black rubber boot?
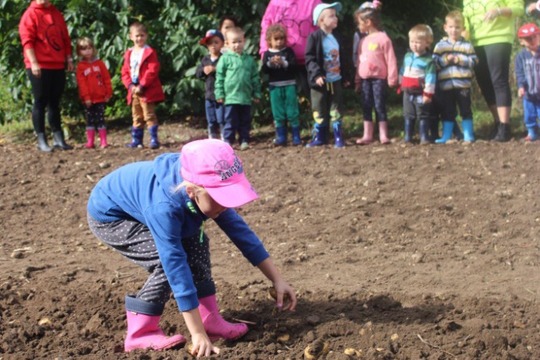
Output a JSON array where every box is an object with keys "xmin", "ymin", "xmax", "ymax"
[
  {"xmin": 37, "ymin": 133, "xmax": 52, "ymax": 152},
  {"xmin": 404, "ymin": 118, "xmax": 414, "ymax": 143},
  {"xmin": 492, "ymin": 123, "xmax": 510, "ymax": 142},
  {"xmin": 419, "ymin": 120, "xmax": 430, "ymax": 144},
  {"xmin": 52, "ymin": 130, "xmax": 73, "ymax": 150}
]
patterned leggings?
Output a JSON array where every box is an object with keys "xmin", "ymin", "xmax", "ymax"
[
  {"xmin": 87, "ymin": 214, "xmax": 216, "ymax": 307},
  {"xmin": 85, "ymin": 103, "xmax": 106, "ymax": 129}
]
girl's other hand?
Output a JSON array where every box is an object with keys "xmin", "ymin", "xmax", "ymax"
[
  {"xmin": 85, "ymin": 100, "xmax": 92, "ymax": 107},
  {"xmin": 190, "ymin": 333, "xmax": 220, "ymax": 358}
]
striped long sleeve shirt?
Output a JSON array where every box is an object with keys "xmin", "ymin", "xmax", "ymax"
[{"xmin": 433, "ymin": 37, "xmax": 478, "ymax": 91}]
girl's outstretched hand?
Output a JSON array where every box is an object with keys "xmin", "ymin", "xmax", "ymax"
[{"xmin": 270, "ymin": 281, "xmax": 297, "ymax": 311}]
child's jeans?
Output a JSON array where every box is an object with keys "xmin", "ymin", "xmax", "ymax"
[
  {"xmin": 205, "ymin": 99, "xmax": 225, "ymax": 138},
  {"xmin": 440, "ymin": 88, "xmax": 473, "ymax": 121},
  {"xmin": 403, "ymin": 92, "xmax": 431, "ymax": 124},
  {"xmin": 523, "ymin": 98, "xmax": 540, "ymax": 131},
  {"xmin": 224, "ymin": 104, "xmax": 252, "ymax": 145},
  {"xmin": 132, "ymin": 94, "xmax": 158, "ymax": 128}
]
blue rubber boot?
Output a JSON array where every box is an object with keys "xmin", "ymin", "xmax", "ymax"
[
  {"xmin": 273, "ymin": 126, "xmax": 287, "ymax": 146},
  {"xmin": 453, "ymin": 119, "xmax": 463, "ymax": 140},
  {"xmin": 404, "ymin": 118, "xmax": 414, "ymax": 143},
  {"xmin": 332, "ymin": 120, "xmax": 345, "ymax": 148},
  {"xmin": 148, "ymin": 125, "xmax": 160, "ymax": 149},
  {"xmin": 126, "ymin": 127, "xmax": 144, "ymax": 148},
  {"xmin": 462, "ymin": 119, "xmax": 475, "ymax": 142},
  {"xmin": 306, "ymin": 124, "xmax": 328, "ymax": 147},
  {"xmin": 291, "ymin": 126, "xmax": 302, "ymax": 146},
  {"xmin": 435, "ymin": 121, "xmax": 454, "ymax": 144}
]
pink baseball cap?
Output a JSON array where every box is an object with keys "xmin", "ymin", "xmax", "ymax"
[{"xmin": 180, "ymin": 139, "xmax": 258, "ymax": 208}]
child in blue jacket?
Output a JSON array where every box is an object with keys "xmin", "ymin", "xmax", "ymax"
[
  {"xmin": 515, "ymin": 23, "xmax": 540, "ymax": 141},
  {"xmin": 87, "ymin": 139, "xmax": 297, "ymax": 357}
]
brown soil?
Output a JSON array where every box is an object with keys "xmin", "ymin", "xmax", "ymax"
[{"xmin": 1, "ymin": 123, "xmax": 539, "ymax": 360}]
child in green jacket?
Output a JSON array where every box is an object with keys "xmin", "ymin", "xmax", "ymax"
[{"xmin": 215, "ymin": 27, "xmax": 261, "ymax": 150}]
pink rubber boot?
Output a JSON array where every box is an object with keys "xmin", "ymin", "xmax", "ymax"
[
  {"xmin": 124, "ymin": 311, "xmax": 186, "ymax": 352},
  {"xmin": 199, "ymin": 294, "xmax": 248, "ymax": 340},
  {"xmin": 378, "ymin": 121, "xmax": 391, "ymax": 144},
  {"xmin": 98, "ymin": 128, "xmax": 108, "ymax": 148},
  {"xmin": 85, "ymin": 128, "xmax": 95, "ymax": 149},
  {"xmin": 356, "ymin": 121, "xmax": 374, "ymax": 145}
]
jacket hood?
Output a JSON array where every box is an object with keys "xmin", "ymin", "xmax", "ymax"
[
  {"xmin": 30, "ymin": 1, "xmax": 55, "ymax": 10},
  {"xmin": 154, "ymin": 153, "xmax": 184, "ymax": 202}
]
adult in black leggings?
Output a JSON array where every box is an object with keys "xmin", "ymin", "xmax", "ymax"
[
  {"xmin": 463, "ymin": 0, "xmax": 524, "ymax": 141},
  {"xmin": 19, "ymin": 0, "xmax": 73, "ymax": 152}
]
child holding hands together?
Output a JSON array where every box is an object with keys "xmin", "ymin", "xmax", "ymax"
[
  {"xmin": 122, "ymin": 22, "xmax": 165, "ymax": 149},
  {"xmin": 432, "ymin": 11, "xmax": 478, "ymax": 143},
  {"xmin": 75, "ymin": 37, "xmax": 112, "ymax": 149},
  {"xmin": 262, "ymin": 24, "xmax": 302, "ymax": 146}
]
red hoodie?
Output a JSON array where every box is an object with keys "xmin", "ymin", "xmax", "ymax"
[
  {"xmin": 121, "ymin": 46, "xmax": 165, "ymax": 104},
  {"xmin": 19, "ymin": 1, "xmax": 72, "ymax": 70},
  {"xmin": 76, "ymin": 59, "xmax": 113, "ymax": 104}
]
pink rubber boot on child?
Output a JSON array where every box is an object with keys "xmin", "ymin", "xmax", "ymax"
[
  {"xmin": 85, "ymin": 128, "xmax": 95, "ymax": 149},
  {"xmin": 356, "ymin": 121, "xmax": 374, "ymax": 145},
  {"xmin": 378, "ymin": 121, "xmax": 391, "ymax": 144},
  {"xmin": 124, "ymin": 296, "xmax": 186, "ymax": 352},
  {"xmin": 98, "ymin": 127, "xmax": 108, "ymax": 148},
  {"xmin": 199, "ymin": 294, "xmax": 248, "ymax": 340}
]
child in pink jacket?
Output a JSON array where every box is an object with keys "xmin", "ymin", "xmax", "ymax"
[{"xmin": 354, "ymin": 1, "xmax": 398, "ymax": 145}]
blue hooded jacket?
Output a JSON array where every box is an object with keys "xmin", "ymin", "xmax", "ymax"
[{"xmin": 87, "ymin": 153, "xmax": 269, "ymax": 311}]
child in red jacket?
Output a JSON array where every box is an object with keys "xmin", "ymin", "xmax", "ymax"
[
  {"xmin": 76, "ymin": 37, "xmax": 113, "ymax": 149},
  {"xmin": 121, "ymin": 22, "xmax": 165, "ymax": 149}
]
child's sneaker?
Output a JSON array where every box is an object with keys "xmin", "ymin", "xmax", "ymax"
[{"xmin": 240, "ymin": 142, "xmax": 249, "ymax": 151}]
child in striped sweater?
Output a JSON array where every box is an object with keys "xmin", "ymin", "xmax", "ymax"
[{"xmin": 432, "ymin": 10, "xmax": 478, "ymax": 143}]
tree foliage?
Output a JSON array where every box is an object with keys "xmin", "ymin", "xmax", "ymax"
[{"xmin": 0, "ymin": 0, "xmax": 461, "ymax": 125}]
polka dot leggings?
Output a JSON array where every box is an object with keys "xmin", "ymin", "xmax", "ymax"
[{"xmin": 87, "ymin": 213, "xmax": 216, "ymax": 307}]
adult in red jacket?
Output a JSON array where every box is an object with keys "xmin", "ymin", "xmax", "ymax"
[{"xmin": 19, "ymin": 0, "xmax": 73, "ymax": 152}]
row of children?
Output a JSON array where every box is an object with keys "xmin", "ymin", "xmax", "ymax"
[
  {"xmin": 355, "ymin": 2, "xmax": 540, "ymax": 145},
  {"xmin": 291, "ymin": 1, "xmax": 540, "ymax": 147},
  {"xmin": 52, "ymin": 3, "xmax": 540, "ymax": 152}
]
